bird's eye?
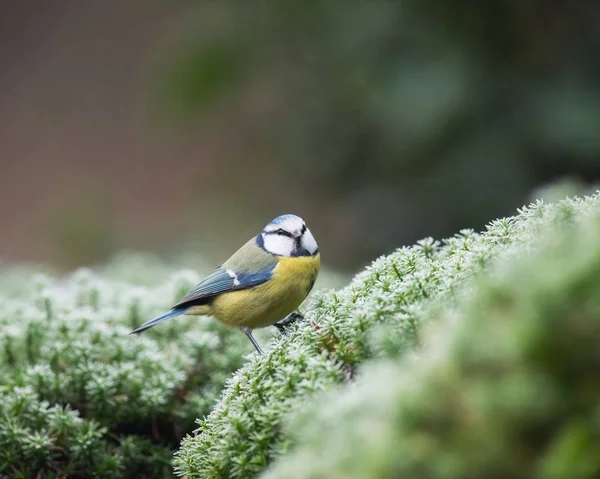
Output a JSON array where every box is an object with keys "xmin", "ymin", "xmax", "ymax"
[{"xmin": 276, "ymin": 228, "xmax": 286, "ymax": 235}]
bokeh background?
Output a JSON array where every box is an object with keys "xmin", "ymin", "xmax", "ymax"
[{"xmin": 1, "ymin": 0, "xmax": 599, "ymax": 273}]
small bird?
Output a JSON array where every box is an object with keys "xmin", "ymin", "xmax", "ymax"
[{"xmin": 130, "ymin": 214, "xmax": 320, "ymax": 354}]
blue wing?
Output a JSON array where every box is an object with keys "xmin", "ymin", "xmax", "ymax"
[
  {"xmin": 129, "ymin": 265, "xmax": 275, "ymax": 335},
  {"xmin": 173, "ymin": 264, "xmax": 276, "ymax": 309},
  {"xmin": 130, "ymin": 239, "xmax": 278, "ymax": 335}
]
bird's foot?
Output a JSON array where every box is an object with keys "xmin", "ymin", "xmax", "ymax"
[{"xmin": 273, "ymin": 312, "xmax": 304, "ymax": 334}]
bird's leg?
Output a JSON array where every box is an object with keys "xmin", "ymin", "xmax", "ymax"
[
  {"xmin": 273, "ymin": 312, "xmax": 304, "ymax": 334},
  {"xmin": 240, "ymin": 326, "xmax": 263, "ymax": 355}
]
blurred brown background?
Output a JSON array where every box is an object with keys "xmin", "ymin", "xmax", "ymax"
[{"xmin": 1, "ymin": 0, "xmax": 600, "ymax": 272}]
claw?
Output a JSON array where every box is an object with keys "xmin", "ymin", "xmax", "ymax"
[{"xmin": 274, "ymin": 312, "xmax": 304, "ymax": 334}]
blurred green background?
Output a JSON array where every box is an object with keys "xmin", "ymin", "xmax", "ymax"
[{"xmin": 1, "ymin": 0, "xmax": 599, "ymax": 272}]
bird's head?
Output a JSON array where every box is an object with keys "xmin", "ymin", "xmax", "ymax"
[{"xmin": 258, "ymin": 214, "xmax": 319, "ymax": 257}]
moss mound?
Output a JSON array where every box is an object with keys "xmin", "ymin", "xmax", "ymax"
[
  {"xmin": 0, "ymin": 257, "xmax": 248, "ymax": 478},
  {"xmin": 2, "ymin": 194, "xmax": 599, "ymax": 478},
  {"xmin": 176, "ymin": 194, "xmax": 600, "ymax": 478},
  {"xmin": 264, "ymin": 199, "xmax": 600, "ymax": 478}
]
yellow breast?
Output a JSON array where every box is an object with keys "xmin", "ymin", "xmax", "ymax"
[{"xmin": 210, "ymin": 253, "xmax": 320, "ymax": 328}]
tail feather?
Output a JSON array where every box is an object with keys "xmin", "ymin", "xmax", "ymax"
[{"xmin": 129, "ymin": 308, "xmax": 186, "ymax": 334}]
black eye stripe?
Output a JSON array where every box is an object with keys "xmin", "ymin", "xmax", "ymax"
[
  {"xmin": 265, "ymin": 230, "xmax": 294, "ymax": 238},
  {"xmin": 301, "ymin": 224, "xmax": 307, "ymax": 234}
]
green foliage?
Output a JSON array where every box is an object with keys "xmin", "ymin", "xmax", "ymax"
[
  {"xmin": 176, "ymin": 193, "xmax": 600, "ymax": 478},
  {"xmin": 3, "ymin": 194, "xmax": 600, "ymax": 478},
  {"xmin": 160, "ymin": 39, "xmax": 249, "ymax": 116},
  {"xmin": 156, "ymin": 1, "xmax": 600, "ymax": 268},
  {"xmin": 0, "ymin": 257, "xmax": 250, "ymax": 478},
  {"xmin": 263, "ymin": 198, "xmax": 600, "ymax": 478}
]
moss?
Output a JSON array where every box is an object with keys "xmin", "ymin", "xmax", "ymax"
[
  {"xmin": 263, "ymin": 198, "xmax": 600, "ymax": 479},
  {"xmin": 3, "ymin": 194, "xmax": 600, "ymax": 478},
  {"xmin": 0, "ymin": 259, "xmax": 249, "ymax": 478},
  {"xmin": 176, "ymin": 193, "xmax": 600, "ymax": 478}
]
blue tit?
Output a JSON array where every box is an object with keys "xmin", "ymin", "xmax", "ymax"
[{"xmin": 130, "ymin": 214, "xmax": 320, "ymax": 354}]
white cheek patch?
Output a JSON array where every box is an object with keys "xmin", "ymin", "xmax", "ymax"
[
  {"xmin": 301, "ymin": 228, "xmax": 318, "ymax": 255},
  {"xmin": 262, "ymin": 233, "xmax": 295, "ymax": 257}
]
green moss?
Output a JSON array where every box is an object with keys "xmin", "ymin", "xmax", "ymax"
[
  {"xmin": 2, "ymin": 195, "xmax": 600, "ymax": 478},
  {"xmin": 0, "ymin": 259, "xmax": 249, "ymax": 478},
  {"xmin": 263, "ymin": 197, "xmax": 600, "ymax": 478},
  {"xmin": 176, "ymin": 193, "xmax": 600, "ymax": 478}
]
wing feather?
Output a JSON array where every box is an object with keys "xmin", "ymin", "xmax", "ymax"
[
  {"xmin": 173, "ymin": 264, "xmax": 276, "ymax": 309},
  {"xmin": 174, "ymin": 238, "xmax": 279, "ymax": 309}
]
